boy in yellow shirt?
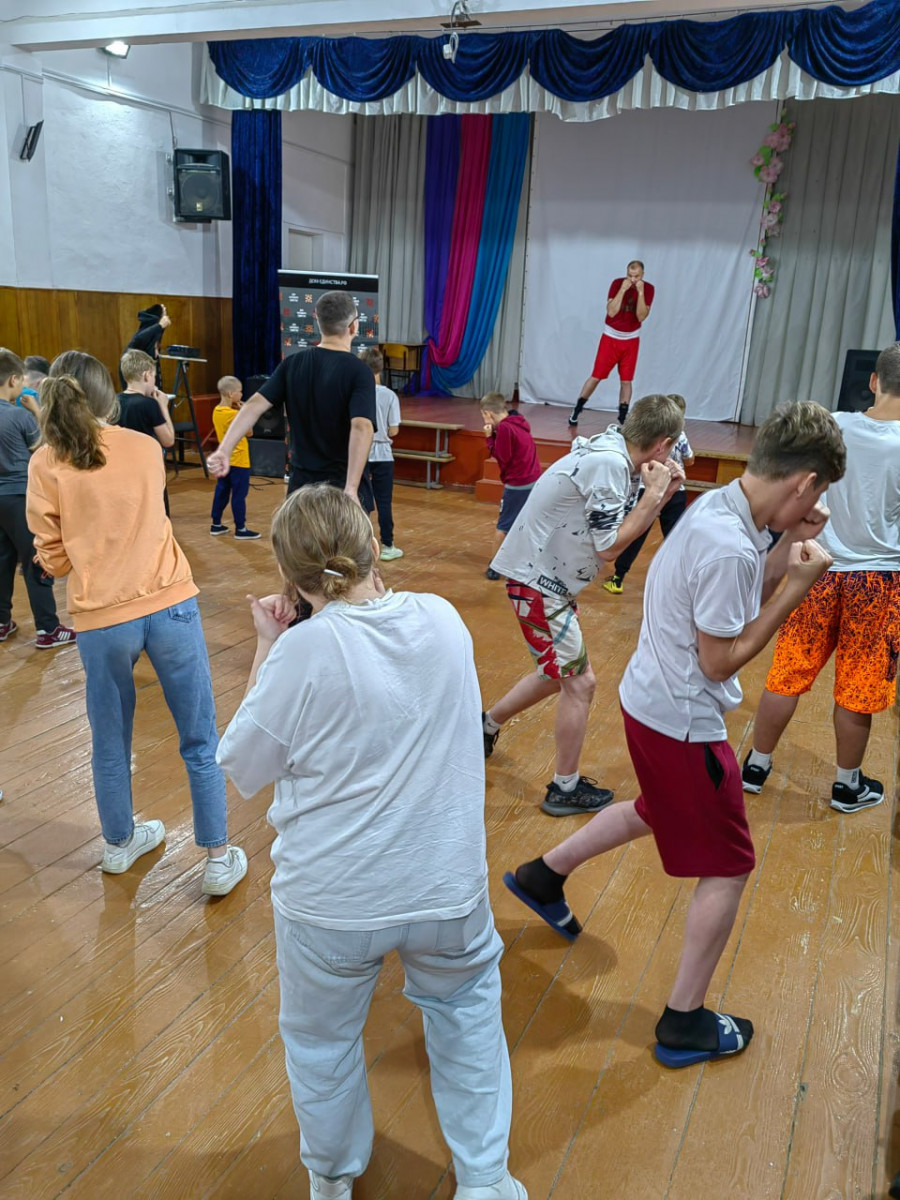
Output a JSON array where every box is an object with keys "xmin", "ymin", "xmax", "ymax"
[{"xmin": 210, "ymin": 376, "xmax": 260, "ymax": 539}]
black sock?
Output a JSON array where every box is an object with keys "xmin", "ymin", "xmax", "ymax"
[
  {"xmin": 655, "ymin": 1005, "xmax": 754, "ymax": 1052},
  {"xmin": 572, "ymin": 397, "xmax": 587, "ymax": 417},
  {"xmin": 516, "ymin": 856, "xmax": 567, "ymax": 904}
]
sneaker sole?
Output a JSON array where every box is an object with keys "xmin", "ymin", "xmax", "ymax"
[
  {"xmin": 210, "ymin": 530, "xmax": 229, "ymax": 536},
  {"xmin": 35, "ymin": 640, "xmax": 77, "ymax": 650},
  {"xmin": 829, "ymin": 793, "xmax": 885, "ymax": 814},
  {"xmin": 741, "ymin": 781, "xmax": 764, "ymax": 795},
  {"xmin": 541, "ymin": 795, "xmax": 614, "ymax": 817}
]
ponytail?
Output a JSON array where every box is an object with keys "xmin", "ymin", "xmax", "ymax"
[{"xmin": 39, "ymin": 375, "xmax": 106, "ymax": 470}]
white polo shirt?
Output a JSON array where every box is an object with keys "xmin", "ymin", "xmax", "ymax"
[
  {"xmin": 491, "ymin": 427, "xmax": 640, "ymax": 600},
  {"xmin": 619, "ymin": 479, "xmax": 771, "ymax": 742},
  {"xmin": 817, "ymin": 410, "xmax": 900, "ymax": 572}
]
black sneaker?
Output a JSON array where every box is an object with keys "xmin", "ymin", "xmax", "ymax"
[
  {"xmin": 210, "ymin": 523, "xmax": 229, "ymax": 536},
  {"xmin": 568, "ymin": 412, "xmax": 579, "ymax": 428},
  {"xmin": 485, "ymin": 567, "xmax": 501, "ymax": 581},
  {"xmin": 617, "ymin": 404, "xmax": 629, "ymax": 425},
  {"xmin": 830, "ymin": 773, "xmax": 884, "ymax": 814},
  {"xmin": 542, "ymin": 776, "xmax": 614, "ymax": 816},
  {"xmin": 235, "ymin": 527, "xmax": 261, "ymax": 540},
  {"xmin": 741, "ymin": 754, "xmax": 771, "ymax": 794},
  {"xmin": 482, "ymin": 712, "xmax": 499, "ymax": 759}
]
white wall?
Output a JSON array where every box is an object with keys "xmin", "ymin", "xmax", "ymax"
[{"xmin": 0, "ymin": 41, "xmax": 353, "ymax": 295}]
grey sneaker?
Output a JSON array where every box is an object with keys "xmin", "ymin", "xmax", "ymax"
[
  {"xmin": 541, "ymin": 776, "xmax": 614, "ymax": 816},
  {"xmin": 102, "ymin": 820, "xmax": 166, "ymax": 873}
]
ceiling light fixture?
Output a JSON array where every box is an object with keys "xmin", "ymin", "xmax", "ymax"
[{"xmin": 101, "ymin": 41, "xmax": 131, "ymax": 59}]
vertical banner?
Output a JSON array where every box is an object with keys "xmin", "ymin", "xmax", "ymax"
[{"xmin": 277, "ymin": 271, "xmax": 379, "ymax": 357}]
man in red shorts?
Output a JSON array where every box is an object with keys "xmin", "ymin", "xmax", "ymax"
[
  {"xmin": 743, "ymin": 341, "xmax": 900, "ymax": 813},
  {"xmin": 504, "ymin": 401, "xmax": 846, "ymax": 1068},
  {"xmin": 569, "ymin": 260, "xmax": 655, "ymax": 429}
]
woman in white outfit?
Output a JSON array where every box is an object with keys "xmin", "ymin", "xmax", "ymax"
[{"xmin": 217, "ymin": 484, "xmax": 525, "ymax": 1200}]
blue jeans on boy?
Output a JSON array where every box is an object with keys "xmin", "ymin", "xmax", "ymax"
[
  {"xmin": 359, "ymin": 460, "xmax": 395, "ymax": 547},
  {"xmin": 76, "ymin": 597, "xmax": 227, "ymax": 847},
  {"xmin": 274, "ymin": 895, "xmax": 512, "ymax": 1188},
  {"xmin": 212, "ymin": 465, "xmax": 250, "ymax": 528}
]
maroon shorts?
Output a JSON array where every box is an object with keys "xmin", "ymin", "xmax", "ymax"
[
  {"xmin": 622, "ymin": 708, "xmax": 755, "ymax": 879},
  {"xmin": 592, "ymin": 334, "xmax": 639, "ymax": 382}
]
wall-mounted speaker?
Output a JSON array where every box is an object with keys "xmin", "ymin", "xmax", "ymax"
[
  {"xmin": 836, "ymin": 349, "xmax": 878, "ymax": 414},
  {"xmin": 19, "ymin": 121, "xmax": 43, "ymax": 162},
  {"xmin": 174, "ymin": 149, "xmax": 231, "ymax": 222}
]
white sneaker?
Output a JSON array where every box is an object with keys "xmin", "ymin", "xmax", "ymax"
[
  {"xmin": 309, "ymin": 1171, "xmax": 354, "ymax": 1198},
  {"xmin": 379, "ymin": 545, "xmax": 404, "ymax": 561},
  {"xmin": 202, "ymin": 845, "xmax": 248, "ymax": 895},
  {"xmin": 101, "ymin": 820, "xmax": 166, "ymax": 873},
  {"xmin": 454, "ymin": 1172, "xmax": 527, "ymax": 1199}
]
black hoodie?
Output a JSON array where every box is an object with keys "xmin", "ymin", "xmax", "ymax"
[{"xmin": 124, "ymin": 305, "xmax": 165, "ymax": 386}]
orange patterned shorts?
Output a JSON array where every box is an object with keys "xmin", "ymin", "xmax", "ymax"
[{"xmin": 766, "ymin": 571, "xmax": 900, "ymax": 714}]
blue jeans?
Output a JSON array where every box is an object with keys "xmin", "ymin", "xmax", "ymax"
[
  {"xmin": 273, "ymin": 895, "xmax": 512, "ymax": 1187},
  {"xmin": 76, "ymin": 597, "xmax": 227, "ymax": 847},
  {"xmin": 211, "ymin": 465, "xmax": 250, "ymax": 528}
]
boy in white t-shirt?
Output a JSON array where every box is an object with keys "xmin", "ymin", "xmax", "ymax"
[
  {"xmin": 358, "ymin": 348, "xmax": 403, "ymax": 561},
  {"xmin": 744, "ymin": 342, "xmax": 900, "ymax": 814},
  {"xmin": 504, "ymin": 402, "xmax": 845, "ymax": 1069},
  {"xmin": 482, "ymin": 395, "xmax": 686, "ymax": 816}
]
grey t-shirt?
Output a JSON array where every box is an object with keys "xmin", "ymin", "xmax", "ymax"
[
  {"xmin": 0, "ymin": 403, "xmax": 39, "ymax": 495},
  {"xmin": 619, "ymin": 479, "xmax": 771, "ymax": 742},
  {"xmin": 491, "ymin": 427, "xmax": 640, "ymax": 599}
]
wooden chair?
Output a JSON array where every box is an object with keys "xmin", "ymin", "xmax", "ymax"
[{"xmin": 382, "ymin": 343, "xmax": 416, "ymax": 394}]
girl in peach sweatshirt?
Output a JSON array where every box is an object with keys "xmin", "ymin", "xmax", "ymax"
[{"xmin": 27, "ymin": 351, "xmax": 246, "ymax": 895}]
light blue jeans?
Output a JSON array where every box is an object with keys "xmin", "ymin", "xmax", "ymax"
[
  {"xmin": 76, "ymin": 597, "xmax": 227, "ymax": 847},
  {"xmin": 273, "ymin": 895, "xmax": 513, "ymax": 1188}
]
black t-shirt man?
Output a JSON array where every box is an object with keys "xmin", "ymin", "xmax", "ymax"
[{"xmin": 260, "ymin": 347, "xmax": 377, "ymax": 493}]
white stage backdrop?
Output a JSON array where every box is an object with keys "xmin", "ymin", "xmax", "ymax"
[{"xmin": 520, "ymin": 103, "xmax": 772, "ymax": 421}]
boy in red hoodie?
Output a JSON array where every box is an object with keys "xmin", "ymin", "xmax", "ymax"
[{"xmin": 481, "ymin": 393, "xmax": 542, "ymax": 581}]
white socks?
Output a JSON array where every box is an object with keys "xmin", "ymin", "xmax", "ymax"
[
  {"xmin": 747, "ymin": 749, "xmax": 772, "ymax": 771},
  {"xmin": 553, "ymin": 771, "xmax": 579, "ymax": 793},
  {"xmin": 483, "ymin": 712, "xmax": 501, "ymax": 734},
  {"xmin": 836, "ymin": 766, "xmax": 860, "ymax": 788}
]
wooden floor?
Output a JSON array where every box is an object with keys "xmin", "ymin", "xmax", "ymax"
[
  {"xmin": 400, "ymin": 395, "xmax": 758, "ymax": 460},
  {"xmin": 1, "ymin": 475, "xmax": 898, "ymax": 1200}
]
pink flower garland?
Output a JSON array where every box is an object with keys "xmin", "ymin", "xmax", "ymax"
[{"xmin": 749, "ymin": 111, "xmax": 795, "ymax": 298}]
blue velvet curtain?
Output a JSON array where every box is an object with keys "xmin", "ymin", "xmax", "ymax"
[
  {"xmin": 209, "ymin": 0, "xmax": 900, "ymax": 104},
  {"xmin": 423, "ymin": 115, "xmax": 460, "ymax": 348},
  {"xmin": 231, "ymin": 110, "xmax": 282, "ymax": 383},
  {"xmin": 431, "ymin": 114, "xmax": 530, "ymax": 391},
  {"xmin": 892, "ymin": 140, "xmax": 900, "ymax": 340}
]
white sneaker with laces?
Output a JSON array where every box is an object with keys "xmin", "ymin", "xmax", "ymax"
[
  {"xmin": 454, "ymin": 1172, "xmax": 528, "ymax": 1199},
  {"xmin": 202, "ymin": 845, "xmax": 248, "ymax": 895},
  {"xmin": 309, "ymin": 1170, "xmax": 354, "ymax": 1198},
  {"xmin": 101, "ymin": 820, "xmax": 166, "ymax": 873},
  {"xmin": 379, "ymin": 545, "xmax": 404, "ymax": 561}
]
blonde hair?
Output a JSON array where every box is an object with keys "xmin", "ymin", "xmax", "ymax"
[
  {"xmin": 479, "ymin": 392, "xmax": 507, "ymax": 415},
  {"xmin": 748, "ymin": 401, "xmax": 846, "ymax": 486},
  {"xmin": 272, "ymin": 484, "xmax": 375, "ymax": 604},
  {"xmin": 217, "ymin": 375, "xmax": 241, "ymax": 398},
  {"xmin": 621, "ymin": 394, "xmax": 684, "ymax": 450},
  {"xmin": 41, "ymin": 351, "xmax": 118, "ymax": 470},
  {"xmin": 120, "ymin": 348, "xmax": 156, "ymax": 384}
]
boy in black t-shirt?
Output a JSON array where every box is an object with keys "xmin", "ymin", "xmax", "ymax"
[
  {"xmin": 118, "ymin": 349, "xmax": 176, "ymax": 514},
  {"xmin": 206, "ymin": 292, "xmax": 375, "ymax": 499}
]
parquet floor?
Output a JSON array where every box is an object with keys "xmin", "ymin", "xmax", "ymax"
[{"xmin": 1, "ymin": 474, "xmax": 898, "ymax": 1199}]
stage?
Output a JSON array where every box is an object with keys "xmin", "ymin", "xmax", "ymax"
[{"xmin": 391, "ymin": 394, "xmax": 757, "ymax": 497}]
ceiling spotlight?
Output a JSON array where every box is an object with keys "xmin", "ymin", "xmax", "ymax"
[{"xmin": 101, "ymin": 41, "xmax": 130, "ymax": 58}]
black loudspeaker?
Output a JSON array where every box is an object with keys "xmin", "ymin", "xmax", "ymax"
[
  {"xmin": 837, "ymin": 349, "xmax": 878, "ymax": 413},
  {"xmin": 254, "ymin": 409, "xmax": 286, "ymax": 441},
  {"xmin": 174, "ymin": 149, "xmax": 231, "ymax": 222},
  {"xmin": 249, "ymin": 438, "xmax": 287, "ymax": 479},
  {"xmin": 245, "ymin": 374, "xmax": 269, "ymax": 397}
]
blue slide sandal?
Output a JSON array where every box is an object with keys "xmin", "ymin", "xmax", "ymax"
[
  {"xmin": 654, "ymin": 1012, "xmax": 752, "ymax": 1068},
  {"xmin": 502, "ymin": 871, "xmax": 582, "ymax": 941}
]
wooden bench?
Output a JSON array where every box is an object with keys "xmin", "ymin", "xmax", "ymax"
[{"xmin": 394, "ymin": 419, "xmax": 464, "ymax": 489}]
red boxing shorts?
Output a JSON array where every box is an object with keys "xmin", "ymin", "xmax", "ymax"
[
  {"xmin": 506, "ymin": 580, "xmax": 588, "ymax": 680},
  {"xmin": 622, "ymin": 708, "xmax": 756, "ymax": 879},
  {"xmin": 592, "ymin": 334, "xmax": 640, "ymax": 383}
]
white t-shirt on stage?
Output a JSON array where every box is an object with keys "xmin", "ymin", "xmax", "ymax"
[
  {"xmin": 491, "ymin": 427, "xmax": 640, "ymax": 600},
  {"xmin": 217, "ymin": 590, "xmax": 488, "ymax": 930},
  {"xmin": 369, "ymin": 383, "xmax": 401, "ymax": 464},
  {"xmin": 619, "ymin": 480, "xmax": 771, "ymax": 742},
  {"xmin": 817, "ymin": 410, "xmax": 900, "ymax": 573}
]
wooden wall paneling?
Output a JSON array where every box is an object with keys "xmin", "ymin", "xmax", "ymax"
[{"xmin": 0, "ymin": 288, "xmax": 21, "ymax": 351}]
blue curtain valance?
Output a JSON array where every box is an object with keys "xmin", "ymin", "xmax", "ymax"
[{"xmin": 208, "ymin": 0, "xmax": 900, "ymax": 105}]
